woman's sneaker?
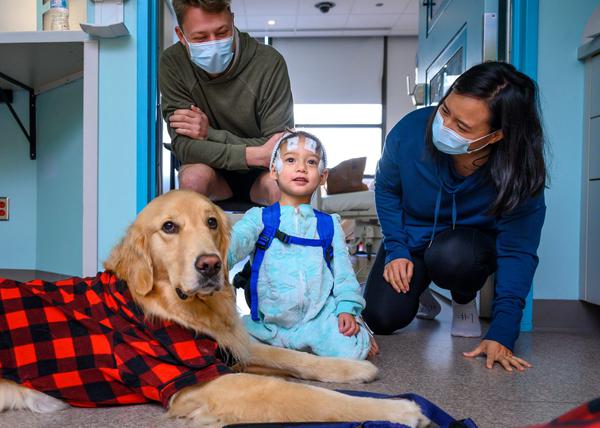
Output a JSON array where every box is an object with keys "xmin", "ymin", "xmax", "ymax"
[{"xmin": 416, "ymin": 289, "xmax": 442, "ymax": 320}]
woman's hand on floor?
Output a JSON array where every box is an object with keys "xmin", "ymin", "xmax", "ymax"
[
  {"xmin": 383, "ymin": 258, "xmax": 413, "ymax": 293},
  {"xmin": 463, "ymin": 339, "xmax": 532, "ymax": 372}
]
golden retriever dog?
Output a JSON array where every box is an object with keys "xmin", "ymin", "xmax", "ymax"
[{"xmin": 0, "ymin": 190, "xmax": 428, "ymax": 427}]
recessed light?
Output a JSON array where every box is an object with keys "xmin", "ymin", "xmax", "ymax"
[
  {"xmin": 375, "ymin": 2, "xmax": 384, "ymax": 6},
  {"xmin": 268, "ymin": 19, "xmax": 276, "ymax": 26}
]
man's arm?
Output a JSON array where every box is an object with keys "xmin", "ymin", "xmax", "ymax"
[
  {"xmin": 159, "ymin": 47, "xmax": 293, "ymax": 170},
  {"xmin": 206, "ymin": 54, "xmax": 295, "ymax": 146},
  {"xmin": 159, "ymin": 49, "xmax": 259, "ymax": 170}
]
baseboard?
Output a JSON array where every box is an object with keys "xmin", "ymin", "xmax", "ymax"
[
  {"xmin": 533, "ymin": 299, "xmax": 600, "ymax": 333},
  {"xmin": 0, "ymin": 269, "xmax": 71, "ymax": 282}
]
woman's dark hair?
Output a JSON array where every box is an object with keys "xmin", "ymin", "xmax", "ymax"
[{"xmin": 426, "ymin": 61, "xmax": 547, "ymax": 216}]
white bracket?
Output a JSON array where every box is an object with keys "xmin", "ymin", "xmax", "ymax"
[
  {"xmin": 406, "ymin": 74, "xmax": 426, "ymax": 107},
  {"xmin": 80, "ymin": 0, "xmax": 129, "ymax": 38}
]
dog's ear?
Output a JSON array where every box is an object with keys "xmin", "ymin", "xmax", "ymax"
[
  {"xmin": 215, "ymin": 207, "xmax": 231, "ymax": 272},
  {"xmin": 104, "ymin": 225, "xmax": 154, "ymax": 296}
]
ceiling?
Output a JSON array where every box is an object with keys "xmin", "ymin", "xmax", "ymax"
[{"xmin": 230, "ymin": 0, "xmax": 420, "ymax": 38}]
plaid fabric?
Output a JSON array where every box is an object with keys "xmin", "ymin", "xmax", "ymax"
[
  {"xmin": 0, "ymin": 272, "xmax": 231, "ymax": 408},
  {"xmin": 526, "ymin": 397, "xmax": 600, "ymax": 427}
]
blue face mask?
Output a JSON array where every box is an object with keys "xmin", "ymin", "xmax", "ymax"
[
  {"xmin": 431, "ymin": 110, "xmax": 495, "ymax": 155},
  {"xmin": 183, "ymin": 33, "xmax": 234, "ymax": 74}
]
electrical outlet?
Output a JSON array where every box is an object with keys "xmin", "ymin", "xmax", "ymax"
[{"xmin": 0, "ymin": 197, "xmax": 9, "ymax": 221}]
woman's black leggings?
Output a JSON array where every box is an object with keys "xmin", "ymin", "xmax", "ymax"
[{"xmin": 362, "ymin": 227, "xmax": 497, "ymax": 335}]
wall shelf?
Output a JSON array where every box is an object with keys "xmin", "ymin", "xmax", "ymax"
[
  {"xmin": 0, "ymin": 30, "xmax": 99, "ymax": 276},
  {"xmin": 0, "ymin": 31, "xmax": 89, "ymax": 160},
  {"xmin": 0, "ymin": 31, "xmax": 88, "ymax": 93}
]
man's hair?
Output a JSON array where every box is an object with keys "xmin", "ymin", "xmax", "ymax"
[{"xmin": 172, "ymin": 0, "xmax": 231, "ymax": 27}]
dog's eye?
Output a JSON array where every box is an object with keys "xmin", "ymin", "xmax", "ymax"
[
  {"xmin": 207, "ymin": 217, "xmax": 218, "ymax": 230},
  {"xmin": 162, "ymin": 221, "xmax": 179, "ymax": 234}
]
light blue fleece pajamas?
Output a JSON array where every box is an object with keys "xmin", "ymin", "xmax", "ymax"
[{"xmin": 228, "ymin": 204, "xmax": 371, "ymax": 360}]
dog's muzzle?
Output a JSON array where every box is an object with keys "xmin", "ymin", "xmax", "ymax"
[{"xmin": 175, "ymin": 254, "xmax": 224, "ymax": 301}]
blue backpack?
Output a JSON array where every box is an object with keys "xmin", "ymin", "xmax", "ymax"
[{"xmin": 249, "ymin": 202, "xmax": 335, "ymax": 321}]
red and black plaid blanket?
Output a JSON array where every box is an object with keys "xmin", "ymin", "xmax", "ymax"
[{"xmin": 0, "ymin": 272, "xmax": 231, "ymax": 408}]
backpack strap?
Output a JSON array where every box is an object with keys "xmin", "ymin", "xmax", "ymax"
[
  {"xmin": 249, "ymin": 203, "xmax": 281, "ymax": 321},
  {"xmin": 314, "ymin": 209, "xmax": 334, "ymax": 272},
  {"xmin": 271, "ymin": 209, "xmax": 334, "ymax": 273},
  {"xmin": 249, "ymin": 206, "xmax": 335, "ymax": 321}
]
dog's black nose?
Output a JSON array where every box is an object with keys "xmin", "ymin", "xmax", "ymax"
[{"xmin": 195, "ymin": 254, "xmax": 222, "ymax": 278}]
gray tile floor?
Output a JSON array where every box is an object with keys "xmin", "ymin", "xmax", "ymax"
[{"xmin": 1, "ymin": 268, "xmax": 600, "ymax": 427}]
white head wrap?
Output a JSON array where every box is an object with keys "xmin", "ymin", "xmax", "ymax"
[{"xmin": 270, "ymin": 130, "xmax": 327, "ymax": 174}]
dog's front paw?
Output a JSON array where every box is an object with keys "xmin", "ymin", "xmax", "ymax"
[
  {"xmin": 389, "ymin": 399, "xmax": 431, "ymax": 428},
  {"xmin": 344, "ymin": 360, "xmax": 379, "ymax": 383},
  {"xmin": 314, "ymin": 359, "xmax": 378, "ymax": 383}
]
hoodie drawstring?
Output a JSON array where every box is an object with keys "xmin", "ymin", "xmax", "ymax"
[
  {"xmin": 451, "ymin": 193, "xmax": 457, "ymax": 230},
  {"xmin": 429, "ymin": 187, "xmax": 458, "ymax": 247},
  {"xmin": 429, "ymin": 187, "xmax": 442, "ymax": 247}
]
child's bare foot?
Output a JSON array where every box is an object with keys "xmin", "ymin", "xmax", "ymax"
[{"xmin": 367, "ymin": 337, "xmax": 380, "ymax": 358}]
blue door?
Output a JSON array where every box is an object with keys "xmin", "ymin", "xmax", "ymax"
[{"xmin": 417, "ymin": 0, "xmax": 502, "ymax": 105}]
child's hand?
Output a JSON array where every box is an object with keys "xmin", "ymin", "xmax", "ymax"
[{"xmin": 338, "ymin": 313, "xmax": 360, "ymax": 336}]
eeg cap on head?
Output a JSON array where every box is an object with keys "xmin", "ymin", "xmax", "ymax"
[{"xmin": 270, "ymin": 130, "xmax": 328, "ymax": 175}]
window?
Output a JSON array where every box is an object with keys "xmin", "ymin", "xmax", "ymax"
[
  {"xmin": 295, "ymin": 104, "xmax": 383, "ymax": 176},
  {"xmin": 429, "ymin": 47, "xmax": 463, "ymax": 104}
]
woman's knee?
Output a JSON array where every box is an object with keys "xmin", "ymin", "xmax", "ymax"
[
  {"xmin": 425, "ymin": 228, "xmax": 496, "ymax": 288},
  {"xmin": 363, "ymin": 308, "xmax": 414, "ymax": 335}
]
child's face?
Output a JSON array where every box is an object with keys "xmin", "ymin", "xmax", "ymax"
[{"xmin": 270, "ymin": 136, "xmax": 328, "ymax": 200}]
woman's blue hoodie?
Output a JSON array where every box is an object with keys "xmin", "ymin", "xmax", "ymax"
[{"xmin": 376, "ymin": 106, "xmax": 546, "ymax": 350}]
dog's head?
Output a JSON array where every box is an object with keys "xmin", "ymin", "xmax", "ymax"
[{"xmin": 104, "ymin": 190, "xmax": 230, "ymax": 301}]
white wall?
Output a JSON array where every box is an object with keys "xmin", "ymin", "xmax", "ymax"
[
  {"xmin": 272, "ymin": 35, "xmax": 417, "ymax": 131},
  {"xmin": 386, "ymin": 36, "xmax": 417, "ymax": 135},
  {"xmin": 273, "ymin": 37, "xmax": 384, "ymax": 104},
  {"xmin": 0, "ymin": 0, "xmax": 36, "ymax": 31}
]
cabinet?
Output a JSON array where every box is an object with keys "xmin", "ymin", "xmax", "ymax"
[
  {"xmin": 0, "ymin": 31, "xmax": 98, "ymax": 276},
  {"xmin": 579, "ymin": 38, "xmax": 600, "ymax": 305}
]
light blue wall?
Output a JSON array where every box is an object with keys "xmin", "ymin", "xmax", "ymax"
[
  {"xmin": 36, "ymin": 79, "xmax": 83, "ymax": 276},
  {"xmin": 534, "ymin": 0, "xmax": 600, "ymax": 300},
  {"xmin": 96, "ymin": 0, "xmax": 139, "ymax": 268},
  {"xmin": 0, "ymin": 90, "xmax": 37, "ymax": 269},
  {"xmin": 1, "ymin": 0, "xmax": 141, "ymax": 273}
]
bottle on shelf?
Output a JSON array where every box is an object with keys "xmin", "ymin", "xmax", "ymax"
[{"xmin": 45, "ymin": 0, "xmax": 70, "ymax": 31}]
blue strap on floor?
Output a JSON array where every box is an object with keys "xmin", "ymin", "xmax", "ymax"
[{"xmin": 224, "ymin": 390, "xmax": 478, "ymax": 428}]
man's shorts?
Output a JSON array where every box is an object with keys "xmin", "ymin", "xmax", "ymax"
[
  {"xmin": 177, "ymin": 163, "xmax": 265, "ymax": 204},
  {"xmin": 221, "ymin": 169, "xmax": 265, "ymax": 203}
]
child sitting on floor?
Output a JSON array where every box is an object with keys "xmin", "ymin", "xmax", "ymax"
[{"xmin": 228, "ymin": 130, "xmax": 377, "ymax": 360}]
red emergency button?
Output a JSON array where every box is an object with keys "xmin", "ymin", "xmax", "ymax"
[
  {"xmin": 0, "ymin": 210, "xmax": 5, "ymax": 217},
  {"xmin": 0, "ymin": 201, "xmax": 5, "ymax": 208}
]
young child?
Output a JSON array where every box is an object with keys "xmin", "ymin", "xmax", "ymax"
[{"xmin": 228, "ymin": 130, "xmax": 377, "ymax": 360}]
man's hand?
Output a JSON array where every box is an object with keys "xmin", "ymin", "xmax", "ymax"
[
  {"xmin": 169, "ymin": 105, "xmax": 209, "ymax": 140},
  {"xmin": 246, "ymin": 132, "xmax": 284, "ymax": 168},
  {"xmin": 463, "ymin": 339, "xmax": 532, "ymax": 372},
  {"xmin": 383, "ymin": 258, "xmax": 413, "ymax": 293},
  {"xmin": 338, "ymin": 313, "xmax": 360, "ymax": 337}
]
